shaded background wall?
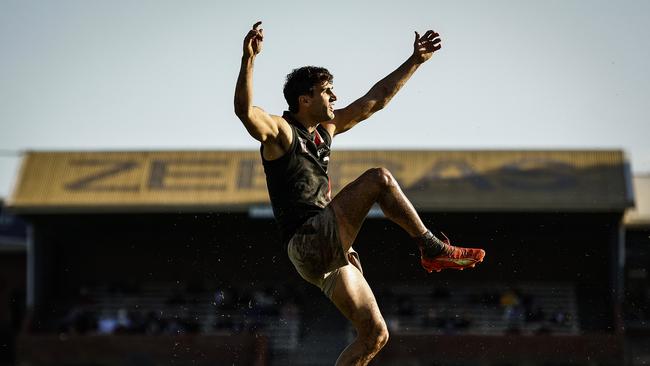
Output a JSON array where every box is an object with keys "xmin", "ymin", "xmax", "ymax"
[{"xmin": 26, "ymin": 211, "xmax": 619, "ymax": 332}]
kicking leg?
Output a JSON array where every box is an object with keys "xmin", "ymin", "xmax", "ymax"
[
  {"xmin": 329, "ymin": 167, "xmax": 485, "ymax": 272},
  {"xmin": 330, "ymin": 263, "xmax": 388, "ymax": 366},
  {"xmin": 329, "ymin": 167, "xmax": 427, "ymax": 249}
]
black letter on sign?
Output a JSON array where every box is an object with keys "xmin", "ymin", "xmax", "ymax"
[
  {"xmin": 408, "ymin": 159, "xmax": 492, "ymax": 191},
  {"xmin": 237, "ymin": 159, "xmax": 265, "ymax": 190},
  {"xmin": 498, "ymin": 158, "xmax": 575, "ymax": 191},
  {"xmin": 64, "ymin": 160, "xmax": 140, "ymax": 192},
  {"xmin": 149, "ymin": 160, "xmax": 227, "ymax": 191}
]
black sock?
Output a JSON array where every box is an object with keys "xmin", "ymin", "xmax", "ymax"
[{"xmin": 414, "ymin": 230, "xmax": 446, "ymax": 257}]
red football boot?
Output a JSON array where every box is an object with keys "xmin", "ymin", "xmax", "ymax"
[{"xmin": 418, "ymin": 232, "xmax": 486, "ymax": 273}]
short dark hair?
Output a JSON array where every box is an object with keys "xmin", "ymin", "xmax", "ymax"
[{"xmin": 283, "ymin": 66, "xmax": 333, "ymax": 113}]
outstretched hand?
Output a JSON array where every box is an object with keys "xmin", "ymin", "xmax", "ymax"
[
  {"xmin": 243, "ymin": 21, "xmax": 264, "ymax": 57},
  {"xmin": 412, "ymin": 30, "xmax": 441, "ymax": 64}
]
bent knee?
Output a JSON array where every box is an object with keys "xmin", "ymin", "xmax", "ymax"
[
  {"xmin": 376, "ymin": 324, "xmax": 389, "ymax": 349},
  {"xmin": 362, "ymin": 321, "xmax": 389, "ymax": 352},
  {"xmin": 364, "ymin": 167, "xmax": 398, "ymax": 189}
]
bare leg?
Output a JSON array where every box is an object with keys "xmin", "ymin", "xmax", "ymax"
[
  {"xmin": 326, "ymin": 168, "xmax": 418, "ymax": 364},
  {"xmin": 330, "ymin": 167, "xmax": 427, "ymax": 249},
  {"xmin": 331, "ymin": 262, "xmax": 388, "ymax": 366},
  {"xmin": 325, "ymin": 168, "xmax": 482, "ymax": 362}
]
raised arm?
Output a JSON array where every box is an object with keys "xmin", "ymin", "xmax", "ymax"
[
  {"xmin": 326, "ymin": 30, "xmax": 442, "ymax": 136},
  {"xmin": 234, "ymin": 22, "xmax": 285, "ymax": 143}
]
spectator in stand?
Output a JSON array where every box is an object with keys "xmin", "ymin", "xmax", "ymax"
[
  {"xmin": 500, "ymin": 288, "xmax": 524, "ymax": 333},
  {"xmin": 60, "ymin": 307, "xmax": 97, "ymax": 335},
  {"xmin": 166, "ymin": 317, "xmax": 185, "ymax": 335},
  {"xmin": 114, "ymin": 308, "xmax": 131, "ymax": 333},
  {"xmin": 97, "ymin": 310, "xmax": 119, "ymax": 334},
  {"xmin": 144, "ymin": 311, "xmax": 165, "ymax": 335},
  {"xmin": 252, "ymin": 287, "xmax": 277, "ymax": 316},
  {"xmin": 550, "ymin": 309, "xmax": 569, "ymax": 327}
]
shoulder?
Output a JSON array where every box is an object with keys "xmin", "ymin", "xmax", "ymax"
[
  {"xmin": 261, "ymin": 115, "xmax": 295, "ymax": 161},
  {"xmin": 262, "ymin": 113, "xmax": 292, "ymax": 142}
]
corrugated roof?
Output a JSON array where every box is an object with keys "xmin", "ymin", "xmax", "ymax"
[
  {"xmin": 7, "ymin": 150, "xmax": 632, "ymax": 213},
  {"xmin": 624, "ymin": 175, "xmax": 650, "ymax": 227}
]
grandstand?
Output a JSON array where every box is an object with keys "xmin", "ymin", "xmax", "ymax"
[
  {"xmin": 0, "ymin": 201, "xmax": 26, "ymax": 366},
  {"xmin": 4, "ymin": 149, "xmax": 633, "ymax": 365},
  {"xmin": 378, "ymin": 282, "xmax": 580, "ymax": 336},
  {"xmin": 623, "ymin": 175, "xmax": 650, "ymax": 365}
]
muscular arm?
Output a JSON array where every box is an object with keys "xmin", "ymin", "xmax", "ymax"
[
  {"xmin": 326, "ymin": 30, "xmax": 442, "ymax": 136},
  {"xmin": 233, "ymin": 22, "xmax": 286, "ymax": 144}
]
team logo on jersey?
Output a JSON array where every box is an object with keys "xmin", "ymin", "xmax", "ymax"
[{"xmin": 298, "ymin": 137, "xmax": 308, "ymax": 153}]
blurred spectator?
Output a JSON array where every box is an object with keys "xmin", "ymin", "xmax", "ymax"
[
  {"xmin": 500, "ymin": 288, "xmax": 524, "ymax": 327},
  {"xmin": 97, "ymin": 310, "xmax": 119, "ymax": 334},
  {"xmin": 252, "ymin": 287, "xmax": 277, "ymax": 316},
  {"xmin": 385, "ymin": 315, "xmax": 401, "ymax": 332},
  {"xmin": 550, "ymin": 309, "xmax": 569, "ymax": 327},
  {"xmin": 144, "ymin": 311, "xmax": 164, "ymax": 335},
  {"xmin": 114, "ymin": 308, "xmax": 131, "ymax": 333},
  {"xmin": 60, "ymin": 306, "xmax": 97, "ymax": 335},
  {"xmin": 500, "ymin": 289, "xmax": 521, "ymax": 313}
]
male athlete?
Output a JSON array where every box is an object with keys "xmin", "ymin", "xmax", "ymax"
[{"xmin": 234, "ymin": 21, "xmax": 485, "ymax": 365}]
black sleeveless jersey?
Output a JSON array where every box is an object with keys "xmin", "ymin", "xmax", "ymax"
[{"xmin": 261, "ymin": 111, "xmax": 333, "ymax": 245}]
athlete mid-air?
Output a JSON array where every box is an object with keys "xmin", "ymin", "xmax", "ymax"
[{"xmin": 234, "ymin": 21, "xmax": 486, "ymax": 366}]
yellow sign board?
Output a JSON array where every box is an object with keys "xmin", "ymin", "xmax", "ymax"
[{"xmin": 8, "ymin": 150, "xmax": 630, "ymax": 213}]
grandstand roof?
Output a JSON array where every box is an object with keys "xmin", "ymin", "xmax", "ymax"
[
  {"xmin": 624, "ymin": 175, "xmax": 650, "ymax": 227},
  {"xmin": 7, "ymin": 150, "xmax": 632, "ymax": 214}
]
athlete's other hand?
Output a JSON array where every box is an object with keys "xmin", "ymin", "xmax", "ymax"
[
  {"xmin": 412, "ymin": 30, "xmax": 441, "ymax": 64},
  {"xmin": 243, "ymin": 21, "xmax": 264, "ymax": 57}
]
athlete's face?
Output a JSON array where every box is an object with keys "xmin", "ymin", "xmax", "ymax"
[{"xmin": 307, "ymin": 81, "xmax": 337, "ymax": 122}]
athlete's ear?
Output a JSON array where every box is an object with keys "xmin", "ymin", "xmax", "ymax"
[{"xmin": 298, "ymin": 95, "xmax": 311, "ymax": 108}]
